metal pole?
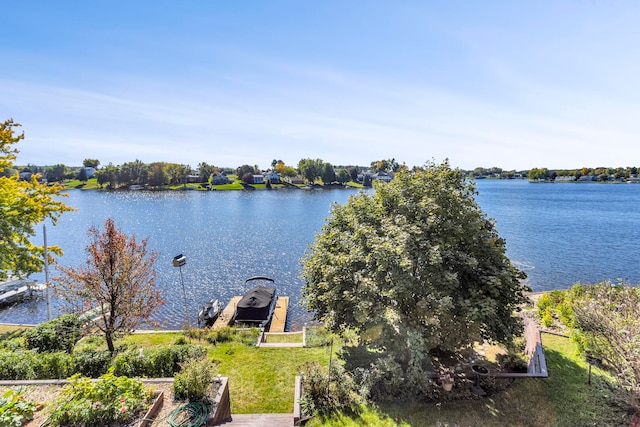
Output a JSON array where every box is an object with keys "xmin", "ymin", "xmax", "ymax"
[
  {"xmin": 43, "ymin": 224, "xmax": 51, "ymax": 321},
  {"xmin": 179, "ymin": 265, "xmax": 190, "ymax": 328},
  {"xmin": 327, "ymin": 338, "xmax": 333, "ymax": 398}
]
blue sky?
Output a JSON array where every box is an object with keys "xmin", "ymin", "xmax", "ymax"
[{"xmin": 2, "ymin": 1, "xmax": 640, "ymax": 171}]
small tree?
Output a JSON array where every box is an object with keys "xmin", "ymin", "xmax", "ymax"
[
  {"xmin": 336, "ymin": 169, "xmax": 351, "ymax": 184},
  {"xmin": 55, "ymin": 218, "xmax": 164, "ymax": 354},
  {"xmin": 77, "ymin": 167, "xmax": 88, "ymax": 183},
  {"xmin": 572, "ymin": 282, "xmax": 640, "ymax": 414},
  {"xmin": 242, "ymin": 173, "xmax": 254, "ymax": 184}
]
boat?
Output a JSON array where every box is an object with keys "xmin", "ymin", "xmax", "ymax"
[
  {"xmin": 197, "ymin": 298, "xmax": 223, "ymax": 327},
  {"xmin": 0, "ymin": 277, "xmax": 39, "ymax": 306},
  {"xmin": 234, "ymin": 276, "xmax": 277, "ymax": 327}
]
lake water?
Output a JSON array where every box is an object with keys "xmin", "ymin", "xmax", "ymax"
[{"xmin": 2, "ymin": 180, "xmax": 639, "ymax": 329}]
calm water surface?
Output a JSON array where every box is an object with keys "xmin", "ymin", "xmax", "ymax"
[{"xmin": 2, "ymin": 181, "xmax": 639, "ymax": 328}]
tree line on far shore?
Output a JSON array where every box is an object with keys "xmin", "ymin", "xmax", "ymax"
[
  {"xmin": 5, "ymin": 158, "xmax": 406, "ymax": 188},
  {"xmin": 9, "ymin": 160, "xmax": 640, "ymax": 187}
]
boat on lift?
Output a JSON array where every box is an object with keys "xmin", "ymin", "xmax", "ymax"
[
  {"xmin": 234, "ymin": 276, "xmax": 277, "ymax": 328},
  {"xmin": 197, "ymin": 298, "xmax": 223, "ymax": 327}
]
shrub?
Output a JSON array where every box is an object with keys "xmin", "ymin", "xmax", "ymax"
[
  {"xmin": 0, "ymin": 350, "xmax": 37, "ymax": 380},
  {"xmin": 541, "ymin": 311, "xmax": 554, "ymax": 328},
  {"xmin": 234, "ymin": 328, "xmax": 261, "ymax": 346},
  {"xmin": 0, "ymin": 350, "xmax": 75, "ymax": 380},
  {"xmin": 38, "ymin": 352, "xmax": 75, "ymax": 379},
  {"xmin": 73, "ymin": 349, "xmax": 112, "ymax": 378},
  {"xmin": 0, "ymin": 388, "xmax": 37, "ymax": 427},
  {"xmin": 0, "ymin": 338, "xmax": 24, "ymax": 352},
  {"xmin": 173, "ymin": 357, "xmax": 219, "ymax": 401},
  {"xmin": 23, "ymin": 314, "xmax": 83, "ymax": 353},
  {"xmin": 206, "ymin": 327, "xmax": 234, "ymax": 345},
  {"xmin": 299, "ymin": 361, "xmax": 360, "ymax": 415},
  {"xmin": 497, "ymin": 353, "xmax": 528, "ymax": 373},
  {"xmin": 46, "ymin": 369, "xmax": 152, "ymax": 427},
  {"xmin": 305, "ymin": 326, "xmax": 333, "ymax": 348},
  {"xmin": 112, "ymin": 344, "xmax": 207, "ymax": 378}
]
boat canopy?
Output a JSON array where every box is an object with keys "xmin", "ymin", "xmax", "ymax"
[{"xmin": 235, "ymin": 285, "xmax": 276, "ymax": 322}]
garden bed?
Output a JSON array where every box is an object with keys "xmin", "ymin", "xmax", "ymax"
[{"xmin": 0, "ymin": 382, "xmax": 179, "ymax": 426}]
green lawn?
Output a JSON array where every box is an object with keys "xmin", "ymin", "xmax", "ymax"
[
  {"xmin": 64, "ymin": 177, "xmax": 101, "ymax": 189},
  {"xmin": 2, "ymin": 326, "xmax": 631, "ymax": 424},
  {"xmin": 74, "ymin": 328, "xmax": 335, "ymax": 414},
  {"xmin": 263, "ymin": 332, "xmax": 304, "ymax": 344},
  {"xmin": 307, "ymin": 333, "xmax": 631, "ymax": 427},
  {"xmin": 212, "ymin": 341, "xmax": 333, "ymax": 413}
]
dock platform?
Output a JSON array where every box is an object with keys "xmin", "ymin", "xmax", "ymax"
[
  {"xmin": 268, "ymin": 296, "xmax": 289, "ymax": 332},
  {"xmin": 212, "ymin": 296, "xmax": 242, "ymax": 330}
]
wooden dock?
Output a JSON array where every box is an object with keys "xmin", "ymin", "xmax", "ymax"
[
  {"xmin": 212, "ymin": 296, "xmax": 242, "ymax": 329},
  {"xmin": 211, "ymin": 295, "xmax": 289, "ymax": 332},
  {"xmin": 268, "ymin": 296, "xmax": 289, "ymax": 332}
]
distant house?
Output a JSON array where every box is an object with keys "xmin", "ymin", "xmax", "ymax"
[
  {"xmin": 252, "ymin": 175, "xmax": 265, "ymax": 184},
  {"xmin": 77, "ymin": 167, "xmax": 96, "ymax": 179},
  {"xmin": 578, "ymin": 176, "xmax": 597, "ymax": 182},
  {"xmin": 284, "ymin": 176, "xmax": 304, "ymax": 185},
  {"xmin": 211, "ymin": 175, "xmax": 232, "ymax": 185},
  {"xmin": 357, "ymin": 172, "xmax": 372, "ymax": 182},
  {"xmin": 264, "ymin": 171, "xmax": 281, "ymax": 184},
  {"xmin": 556, "ymin": 176, "xmax": 575, "ymax": 182},
  {"xmin": 18, "ymin": 168, "xmax": 32, "ymax": 181},
  {"xmin": 185, "ymin": 174, "xmax": 200, "ymax": 183},
  {"xmin": 372, "ymin": 172, "xmax": 393, "ymax": 182}
]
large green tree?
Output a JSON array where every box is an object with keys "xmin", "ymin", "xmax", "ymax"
[
  {"xmin": 0, "ymin": 119, "xmax": 73, "ymax": 280},
  {"xmin": 320, "ymin": 162, "xmax": 336, "ymax": 184},
  {"xmin": 302, "ymin": 160, "xmax": 529, "ymax": 397},
  {"xmin": 298, "ymin": 158, "xmax": 324, "ymax": 184}
]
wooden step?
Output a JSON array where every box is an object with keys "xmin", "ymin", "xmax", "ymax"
[{"xmin": 215, "ymin": 413, "xmax": 292, "ymax": 426}]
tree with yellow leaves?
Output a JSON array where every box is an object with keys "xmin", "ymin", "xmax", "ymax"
[{"xmin": 0, "ymin": 119, "xmax": 73, "ymax": 280}]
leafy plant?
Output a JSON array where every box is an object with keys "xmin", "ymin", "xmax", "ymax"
[
  {"xmin": 496, "ymin": 353, "xmax": 528, "ymax": 373},
  {"xmin": 0, "ymin": 388, "xmax": 37, "ymax": 427},
  {"xmin": 24, "ymin": 314, "xmax": 83, "ymax": 353},
  {"xmin": 46, "ymin": 369, "xmax": 152, "ymax": 426},
  {"xmin": 300, "ymin": 361, "xmax": 360, "ymax": 415},
  {"xmin": 73, "ymin": 349, "xmax": 112, "ymax": 378},
  {"xmin": 0, "ymin": 349, "xmax": 77, "ymax": 380},
  {"xmin": 112, "ymin": 344, "xmax": 207, "ymax": 378},
  {"xmin": 206, "ymin": 327, "xmax": 233, "ymax": 345},
  {"xmin": 173, "ymin": 357, "xmax": 219, "ymax": 401},
  {"xmin": 305, "ymin": 326, "xmax": 334, "ymax": 348}
]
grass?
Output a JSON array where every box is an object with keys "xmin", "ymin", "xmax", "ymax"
[
  {"xmin": 211, "ymin": 341, "xmax": 334, "ymax": 413},
  {"xmin": 64, "ymin": 178, "xmax": 101, "ymax": 189},
  {"xmin": 75, "ymin": 331, "xmax": 186, "ymax": 351},
  {"xmin": 306, "ymin": 333, "xmax": 632, "ymax": 427},
  {"xmin": 263, "ymin": 332, "xmax": 304, "ymax": 344},
  {"xmin": 71, "ymin": 327, "xmax": 335, "ymax": 414},
  {"xmin": 0, "ymin": 325, "xmax": 29, "ymax": 343}
]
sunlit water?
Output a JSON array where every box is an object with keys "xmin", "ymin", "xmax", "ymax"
[{"xmin": 2, "ymin": 180, "xmax": 640, "ymax": 328}]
